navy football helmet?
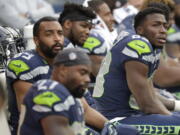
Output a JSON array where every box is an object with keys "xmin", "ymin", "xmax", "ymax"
[{"xmin": 0, "ymin": 26, "xmax": 25, "ymax": 72}]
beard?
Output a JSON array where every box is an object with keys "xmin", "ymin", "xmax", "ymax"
[
  {"xmin": 69, "ymin": 30, "xmax": 83, "ymax": 46},
  {"xmin": 69, "ymin": 85, "xmax": 85, "ymax": 98},
  {"xmin": 152, "ymin": 44, "xmax": 163, "ymax": 49},
  {"xmin": 38, "ymin": 41, "xmax": 63, "ymax": 58}
]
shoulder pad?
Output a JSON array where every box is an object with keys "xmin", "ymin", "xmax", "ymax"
[
  {"xmin": 127, "ymin": 39, "xmax": 151, "ymax": 55},
  {"xmin": 83, "ymin": 36, "xmax": 102, "ymax": 51},
  {"xmin": 8, "ymin": 60, "xmax": 30, "ymax": 76},
  {"xmin": 33, "ymin": 91, "xmax": 61, "ymax": 107}
]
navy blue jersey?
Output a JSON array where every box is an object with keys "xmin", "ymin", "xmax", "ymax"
[
  {"xmin": 64, "ymin": 37, "xmax": 75, "ymax": 49},
  {"xmin": 83, "ymin": 90, "xmax": 97, "ymax": 109},
  {"xmin": 6, "ymin": 50, "xmax": 52, "ymax": 135},
  {"xmin": 19, "ymin": 79, "xmax": 85, "ymax": 135},
  {"xmin": 93, "ymin": 32, "xmax": 161, "ymax": 119},
  {"xmin": 64, "ymin": 35, "xmax": 107, "ymax": 56}
]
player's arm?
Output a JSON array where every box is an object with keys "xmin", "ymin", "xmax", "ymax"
[
  {"xmin": 83, "ymin": 35, "xmax": 106, "ymax": 77},
  {"xmin": 13, "ymin": 80, "xmax": 32, "ymax": 111},
  {"xmin": 153, "ymin": 56, "xmax": 180, "ymax": 87},
  {"xmin": 7, "ymin": 57, "xmax": 33, "ymax": 111},
  {"xmin": 89, "ymin": 55, "xmax": 104, "ymax": 77},
  {"xmin": 125, "ymin": 60, "xmax": 172, "ymax": 115},
  {"xmin": 41, "ymin": 115, "xmax": 75, "ymax": 135},
  {"xmin": 81, "ymin": 97, "xmax": 108, "ymax": 130}
]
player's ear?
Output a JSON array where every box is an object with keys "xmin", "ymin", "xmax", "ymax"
[
  {"xmin": 34, "ymin": 36, "xmax": 39, "ymax": 47},
  {"xmin": 58, "ymin": 65, "xmax": 68, "ymax": 77},
  {"xmin": 63, "ymin": 20, "xmax": 73, "ymax": 30},
  {"xmin": 136, "ymin": 26, "xmax": 143, "ymax": 35},
  {"xmin": 53, "ymin": 65, "xmax": 67, "ymax": 81}
]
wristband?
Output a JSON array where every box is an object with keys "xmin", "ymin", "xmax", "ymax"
[{"xmin": 174, "ymin": 100, "xmax": 180, "ymax": 111}]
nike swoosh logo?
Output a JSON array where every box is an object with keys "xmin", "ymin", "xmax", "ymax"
[
  {"xmin": 13, "ymin": 64, "xmax": 22, "ymax": 68},
  {"xmin": 88, "ymin": 40, "xmax": 95, "ymax": 44},
  {"xmin": 135, "ymin": 43, "xmax": 145, "ymax": 49},
  {"xmin": 42, "ymin": 95, "xmax": 53, "ymax": 98}
]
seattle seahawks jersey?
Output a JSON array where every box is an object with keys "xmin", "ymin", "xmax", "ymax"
[
  {"xmin": 83, "ymin": 90, "xmax": 97, "ymax": 109},
  {"xmin": 64, "ymin": 37, "xmax": 75, "ymax": 49},
  {"xmin": 64, "ymin": 34, "xmax": 107, "ymax": 56},
  {"xmin": 93, "ymin": 32, "xmax": 162, "ymax": 119},
  {"xmin": 6, "ymin": 50, "xmax": 52, "ymax": 135},
  {"xmin": 82, "ymin": 33, "xmax": 107, "ymax": 56},
  {"xmin": 19, "ymin": 79, "xmax": 85, "ymax": 135}
]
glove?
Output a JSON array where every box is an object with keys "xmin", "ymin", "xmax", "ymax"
[
  {"xmin": 101, "ymin": 118, "xmax": 141, "ymax": 135},
  {"xmin": 101, "ymin": 122, "xmax": 118, "ymax": 135}
]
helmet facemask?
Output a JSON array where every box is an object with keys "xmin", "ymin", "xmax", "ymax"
[{"xmin": 0, "ymin": 26, "xmax": 25, "ymax": 72}]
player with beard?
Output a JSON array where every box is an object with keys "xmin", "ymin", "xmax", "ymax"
[
  {"xmin": 6, "ymin": 16, "xmax": 64, "ymax": 135},
  {"xmin": 18, "ymin": 48, "xmax": 97, "ymax": 135},
  {"xmin": 58, "ymin": 3, "xmax": 98, "ymax": 108},
  {"xmin": 58, "ymin": 3, "xmax": 96, "ymax": 49},
  {"xmin": 57, "ymin": 4, "xmax": 142, "ymax": 135}
]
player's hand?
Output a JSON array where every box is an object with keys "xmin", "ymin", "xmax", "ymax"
[
  {"xmin": 101, "ymin": 117, "xmax": 141, "ymax": 135},
  {"xmin": 101, "ymin": 119, "xmax": 120, "ymax": 135}
]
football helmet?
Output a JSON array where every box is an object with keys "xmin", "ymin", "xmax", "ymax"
[{"xmin": 0, "ymin": 26, "xmax": 25, "ymax": 72}]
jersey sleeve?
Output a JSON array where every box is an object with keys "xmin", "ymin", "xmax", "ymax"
[
  {"xmin": 121, "ymin": 35, "xmax": 152, "ymax": 65},
  {"xmin": 6, "ymin": 51, "xmax": 34, "ymax": 81},
  {"xmin": 24, "ymin": 80, "xmax": 76, "ymax": 122},
  {"xmin": 83, "ymin": 33, "xmax": 107, "ymax": 56}
]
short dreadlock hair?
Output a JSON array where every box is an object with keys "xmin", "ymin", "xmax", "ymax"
[{"xmin": 58, "ymin": 3, "xmax": 96, "ymax": 25}]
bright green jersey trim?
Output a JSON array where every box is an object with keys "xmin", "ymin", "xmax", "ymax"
[
  {"xmin": 8, "ymin": 60, "xmax": 30, "ymax": 76},
  {"xmin": 127, "ymin": 40, "xmax": 151, "ymax": 55},
  {"xmin": 83, "ymin": 37, "xmax": 101, "ymax": 51},
  {"xmin": 167, "ymin": 27, "xmax": 176, "ymax": 34},
  {"xmin": 133, "ymin": 124, "xmax": 180, "ymax": 135},
  {"xmin": 33, "ymin": 91, "xmax": 61, "ymax": 107}
]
